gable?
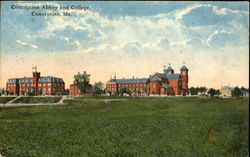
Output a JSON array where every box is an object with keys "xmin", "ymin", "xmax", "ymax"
[{"xmin": 150, "ymin": 74, "xmax": 162, "ymax": 82}]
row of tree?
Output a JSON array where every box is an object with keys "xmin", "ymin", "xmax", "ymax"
[{"xmin": 189, "ymin": 86, "xmax": 248, "ymax": 98}]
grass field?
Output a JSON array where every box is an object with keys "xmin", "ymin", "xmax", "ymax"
[
  {"xmin": 13, "ymin": 97, "xmax": 62, "ymax": 104},
  {"xmin": 0, "ymin": 97, "xmax": 248, "ymax": 157},
  {"xmin": 0, "ymin": 97, "xmax": 16, "ymax": 104}
]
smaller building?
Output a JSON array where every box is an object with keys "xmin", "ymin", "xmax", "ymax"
[
  {"xmin": 220, "ymin": 86, "xmax": 234, "ymax": 97},
  {"xmin": 70, "ymin": 84, "xmax": 92, "ymax": 96}
]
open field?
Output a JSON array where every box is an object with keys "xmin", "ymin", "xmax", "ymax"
[
  {"xmin": 0, "ymin": 97, "xmax": 16, "ymax": 104},
  {"xmin": 0, "ymin": 97, "xmax": 248, "ymax": 157},
  {"xmin": 13, "ymin": 97, "xmax": 62, "ymax": 104}
]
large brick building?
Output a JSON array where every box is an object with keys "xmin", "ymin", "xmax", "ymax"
[
  {"xmin": 6, "ymin": 67, "xmax": 65, "ymax": 96},
  {"xmin": 106, "ymin": 77, "xmax": 148, "ymax": 95},
  {"xmin": 105, "ymin": 65, "xmax": 189, "ymax": 96}
]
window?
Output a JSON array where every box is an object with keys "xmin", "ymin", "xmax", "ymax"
[{"xmin": 38, "ymin": 84, "xmax": 42, "ymax": 87}]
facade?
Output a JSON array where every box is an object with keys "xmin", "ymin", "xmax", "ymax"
[
  {"xmin": 105, "ymin": 65, "xmax": 189, "ymax": 96},
  {"xmin": 69, "ymin": 84, "xmax": 92, "ymax": 96},
  {"xmin": 220, "ymin": 86, "xmax": 234, "ymax": 97},
  {"xmin": 6, "ymin": 68, "xmax": 65, "ymax": 96},
  {"xmin": 105, "ymin": 77, "xmax": 148, "ymax": 95},
  {"xmin": 147, "ymin": 65, "xmax": 189, "ymax": 96}
]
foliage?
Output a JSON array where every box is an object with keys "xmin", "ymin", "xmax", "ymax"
[
  {"xmin": 93, "ymin": 82, "xmax": 104, "ymax": 96},
  {"xmin": 189, "ymin": 87, "xmax": 207, "ymax": 95},
  {"xmin": 189, "ymin": 87, "xmax": 198, "ymax": 95},
  {"xmin": 0, "ymin": 97, "xmax": 16, "ymax": 104},
  {"xmin": 13, "ymin": 97, "xmax": 62, "ymax": 104},
  {"xmin": 74, "ymin": 71, "xmax": 91, "ymax": 93},
  {"xmin": 144, "ymin": 85, "xmax": 149, "ymax": 95},
  {"xmin": 5, "ymin": 89, "xmax": 10, "ymax": 95},
  {"xmin": 65, "ymin": 89, "xmax": 70, "ymax": 95},
  {"xmin": 119, "ymin": 86, "xmax": 131, "ymax": 96},
  {"xmin": 232, "ymin": 87, "xmax": 243, "ymax": 98},
  {"xmin": 0, "ymin": 97, "xmax": 248, "ymax": 157},
  {"xmin": 240, "ymin": 87, "xmax": 249, "ymax": 92},
  {"xmin": 28, "ymin": 89, "xmax": 36, "ymax": 96},
  {"xmin": 208, "ymin": 88, "xmax": 216, "ymax": 97},
  {"xmin": 38, "ymin": 89, "xmax": 43, "ymax": 96}
]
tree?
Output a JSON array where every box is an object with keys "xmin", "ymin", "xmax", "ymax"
[
  {"xmin": 6, "ymin": 89, "xmax": 10, "ymax": 95},
  {"xmin": 74, "ymin": 71, "xmax": 91, "ymax": 93},
  {"xmin": 189, "ymin": 87, "xmax": 198, "ymax": 95},
  {"xmin": 199, "ymin": 87, "xmax": 207, "ymax": 93},
  {"xmin": 232, "ymin": 87, "xmax": 242, "ymax": 98},
  {"xmin": 144, "ymin": 85, "xmax": 149, "ymax": 95},
  {"xmin": 38, "ymin": 88, "xmax": 43, "ymax": 95},
  {"xmin": 28, "ymin": 90, "xmax": 33, "ymax": 96},
  {"xmin": 240, "ymin": 87, "xmax": 249, "ymax": 92},
  {"xmin": 0, "ymin": 88, "xmax": 5, "ymax": 95},
  {"xmin": 215, "ymin": 90, "xmax": 221, "ymax": 96},
  {"xmin": 65, "ymin": 89, "xmax": 70, "ymax": 95},
  {"xmin": 120, "ymin": 86, "xmax": 131, "ymax": 96},
  {"xmin": 133, "ymin": 88, "xmax": 137, "ymax": 96},
  {"xmin": 208, "ymin": 88, "xmax": 216, "ymax": 97},
  {"xmin": 93, "ymin": 82, "xmax": 104, "ymax": 96}
]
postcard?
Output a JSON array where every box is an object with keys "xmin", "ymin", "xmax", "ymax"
[{"xmin": 0, "ymin": 1, "xmax": 249, "ymax": 157}]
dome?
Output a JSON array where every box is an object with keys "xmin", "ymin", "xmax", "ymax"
[{"xmin": 180, "ymin": 65, "xmax": 188, "ymax": 70}]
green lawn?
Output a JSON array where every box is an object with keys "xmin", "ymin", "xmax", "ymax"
[
  {"xmin": 13, "ymin": 97, "xmax": 62, "ymax": 104},
  {"xmin": 0, "ymin": 97, "xmax": 16, "ymax": 104},
  {"xmin": 0, "ymin": 97, "xmax": 248, "ymax": 157}
]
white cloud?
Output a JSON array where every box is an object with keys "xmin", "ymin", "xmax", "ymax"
[
  {"xmin": 16, "ymin": 40, "xmax": 39, "ymax": 49},
  {"xmin": 205, "ymin": 30, "xmax": 231, "ymax": 45}
]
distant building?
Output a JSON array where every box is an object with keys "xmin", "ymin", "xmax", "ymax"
[
  {"xmin": 220, "ymin": 86, "xmax": 234, "ymax": 97},
  {"xmin": 69, "ymin": 83, "xmax": 92, "ymax": 96},
  {"xmin": 241, "ymin": 90, "xmax": 249, "ymax": 97},
  {"xmin": 105, "ymin": 78, "xmax": 148, "ymax": 95},
  {"xmin": 6, "ymin": 67, "xmax": 65, "ymax": 96},
  {"xmin": 105, "ymin": 64, "xmax": 189, "ymax": 96}
]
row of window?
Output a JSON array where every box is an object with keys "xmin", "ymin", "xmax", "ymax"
[
  {"xmin": 107, "ymin": 83, "xmax": 145, "ymax": 88},
  {"xmin": 7, "ymin": 83, "xmax": 64, "ymax": 88}
]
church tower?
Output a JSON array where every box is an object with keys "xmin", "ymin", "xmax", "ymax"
[
  {"xmin": 164, "ymin": 64, "xmax": 174, "ymax": 74},
  {"xmin": 180, "ymin": 65, "xmax": 188, "ymax": 96}
]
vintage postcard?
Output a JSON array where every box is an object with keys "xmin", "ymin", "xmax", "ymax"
[{"xmin": 0, "ymin": 1, "xmax": 249, "ymax": 157}]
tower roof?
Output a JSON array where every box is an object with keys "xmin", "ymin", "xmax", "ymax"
[
  {"xmin": 180, "ymin": 65, "xmax": 188, "ymax": 70},
  {"xmin": 165, "ymin": 66, "xmax": 174, "ymax": 71}
]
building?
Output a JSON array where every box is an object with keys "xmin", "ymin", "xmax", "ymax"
[
  {"xmin": 69, "ymin": 84, "xmax": 92, "ymax": 96},
  {"xmin": 6, "ymin": 67, "xmax": 65, "ymax": 96},
  {"xmin": 220, "ymin": 86, "xmax": 234, "ymax": 97},
  {"xmin": 105, "ymin": 77, "xmax": 148, "ymax": 95},
  {"xmin": 105, "ymin": 64, "xmax": 189, "ymax": 96}
]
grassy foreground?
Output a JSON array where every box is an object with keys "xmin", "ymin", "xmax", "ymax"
[{"xmin": 0, "ymin": 97, "xmax": 248, "ymax": 157}]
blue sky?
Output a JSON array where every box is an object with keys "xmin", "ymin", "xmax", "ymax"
[{"xmin": 0, "ymin": 1, "xmax": 249, "ymax": 88}]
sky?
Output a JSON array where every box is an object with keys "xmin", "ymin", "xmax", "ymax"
[{"xmin": 0, "ymin": 1, "xmax": 249, "ymax": 89}]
